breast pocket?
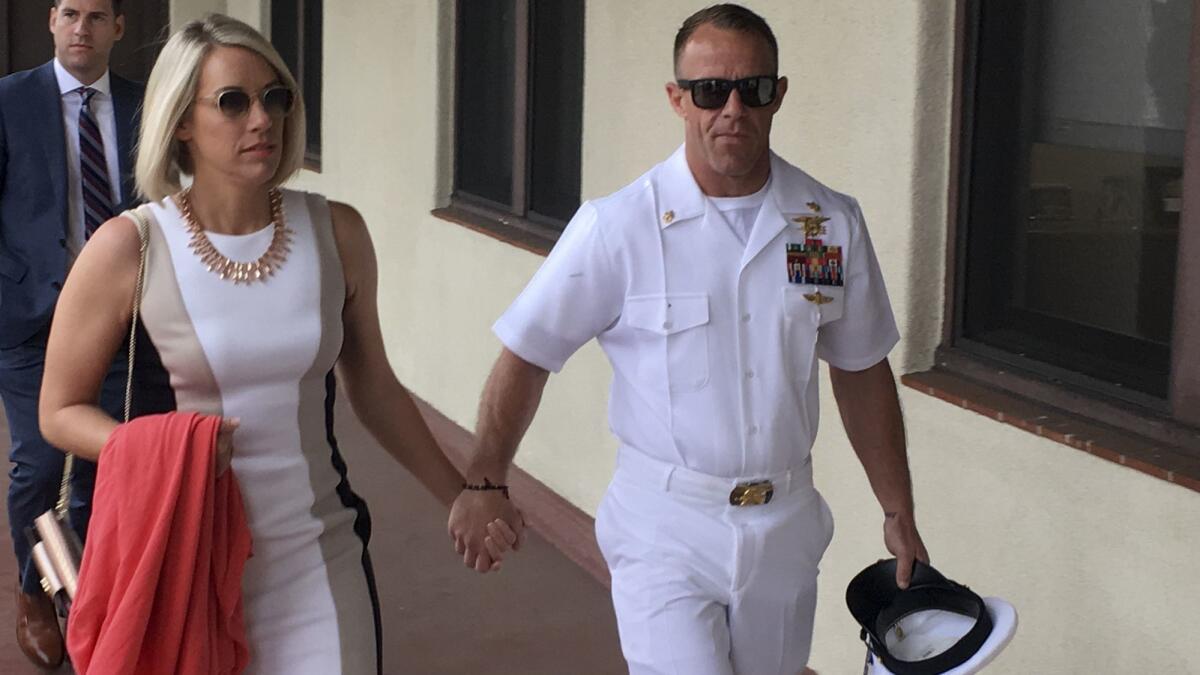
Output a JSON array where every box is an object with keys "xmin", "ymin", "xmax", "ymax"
[
  {"xmin": 624, "ymin": 293, "xmax": 710, "ymax": 393},
  {"xmin": 784, "ymin": 284, "xmax": 844, "ymax": 320},
  {"xmin": 781, "ymin": 287, "xmax": 826, "ymax": 385}
]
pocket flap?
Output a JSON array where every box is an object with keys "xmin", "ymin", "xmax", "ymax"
[{"xmin": 624, "ymin": 293, "xmax": 710, "ymax": 335}]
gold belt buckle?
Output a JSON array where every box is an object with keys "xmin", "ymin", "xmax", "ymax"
[{"xmin": 729, "ymin": 480, "xmax": 774, "ymax": 506}]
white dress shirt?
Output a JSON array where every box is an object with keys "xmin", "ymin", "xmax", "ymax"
[
  {"xmin": 494, "ymin": 146, "xmax": 899, "ymax": 478},
  {"xmin": 54, "ymin": 59, "xmax": 122, "ymax": 263}
]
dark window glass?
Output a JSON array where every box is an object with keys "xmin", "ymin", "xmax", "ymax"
[
  {"xmin": 455, "ymin": 0, "xmax": 517, "ymax": 207},
  {"xmin": 272, "ymin": 0, "xmax": 322, "ymax": 164},
  {"xmin": 303, "ymin": 0, "xmax": 323, "ymax": 159},
  {"xmin": 528, "ymin": 0, "xmax": 585, "ymax": 223},
  {"xmin": 271, "ymin": 3, "xmax": 299, "ymax": 77},
  {"xmin": 962, "ymin": 0, "xmax": 1190, "ymax": 398},
  {"xmin": 452, "ymin": 0, "xmax": 584, "ymax": 230}
]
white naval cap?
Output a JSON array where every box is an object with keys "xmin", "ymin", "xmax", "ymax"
[{"xmin": 848, "ymin": 559, "xmax": 1018, "ymax": 674}]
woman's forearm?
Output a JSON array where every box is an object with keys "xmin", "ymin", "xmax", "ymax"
[
  {"xmin": 39, "ymin": 404, "xmax": 119, "ymax": 462},
  {"xmin": 346, "ymin": 375, "xmax": 464, "ymax": 507}
]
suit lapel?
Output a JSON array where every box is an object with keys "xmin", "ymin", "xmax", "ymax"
[
  {"xmin": 110, "ymin": 74, "xmax": 141, "ymax": 207},
  {"xmin": 34, "ymin": 63, "xmax": 70, "ymax": 235}
]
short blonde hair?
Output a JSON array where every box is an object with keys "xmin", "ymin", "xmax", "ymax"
[{"xmin": 135, "ymin": 13, "xmax": 306, "ymax": 201}]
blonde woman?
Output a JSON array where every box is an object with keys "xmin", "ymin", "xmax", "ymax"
[{"xmin": 38, "ymin": 14, "xmax": 522, "ymax": 673}]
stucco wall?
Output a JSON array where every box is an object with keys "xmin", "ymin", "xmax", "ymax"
[
  {"xmin": 168, "ymin": 1, "xmax": 1200, "ymax": 672},
  {"xmin": 169, "ymin": 0, "xmax": 223, "ymax": 27}
]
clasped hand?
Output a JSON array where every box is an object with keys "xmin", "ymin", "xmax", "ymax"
[
  {"xmin": 447, "ymin": 488, "xmax": 526, "ymax": 573},
  {"xmin": 216, "ymin": 417, "xmax": 238, "ymax": 475}
]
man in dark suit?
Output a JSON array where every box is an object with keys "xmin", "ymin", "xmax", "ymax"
[{"xmin": 0, "ymin": 0, "xmax": 139, "ymax": 667}]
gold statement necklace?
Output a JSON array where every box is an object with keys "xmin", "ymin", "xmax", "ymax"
[{"xmin": 178, "ymin": 187, "xmax": 293, "ymax": 284}]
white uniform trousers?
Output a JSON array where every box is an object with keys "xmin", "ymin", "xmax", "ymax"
[{"xmin": 595, "ymin": 446, "xmax": 835, "ymax": 675}]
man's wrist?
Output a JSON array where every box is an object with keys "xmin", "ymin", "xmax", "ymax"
[
  {"xmin": 465, "ymin": 456, "xmax": 510, "ymax": 484},
  {"xmin": 461, "ymin": 476, "xmax": 510, "ymax": 499}
]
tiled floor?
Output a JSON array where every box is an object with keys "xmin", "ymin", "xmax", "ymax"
[{"xmin": 0, "ymin": 396, "xmax": 626, "ymax": 674}]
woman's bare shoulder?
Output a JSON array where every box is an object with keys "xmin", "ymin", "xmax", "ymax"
[
  {"xmin": 81, "ymin": 214, "xmax": 144, "ymax": 266},
  {"xmin": 327, "ymin": 200, "xmax": 375, "ymax": 262},
  {"xmin": 68, "ymin": 214, "xmax": 145, "ymax": 288},
  {"xmin": 328, "ymin": 200, "xmax": 368, "ymax": 237}
]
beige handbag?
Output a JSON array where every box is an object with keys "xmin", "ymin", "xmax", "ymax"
[{"xmin": 28, "ymin": 206, "xmax": 151, "ymax": 614}]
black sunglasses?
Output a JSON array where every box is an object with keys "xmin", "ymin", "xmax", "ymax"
[
  {"xmin": 675, "ymin": 76, "xmax": 779, "ymax": 109},
  {"xmin": 196, "ymin": 85, "xmax": 296, "ymax": 118}
]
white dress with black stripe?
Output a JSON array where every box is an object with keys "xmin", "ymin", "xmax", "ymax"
[{"xmin": 137, "ymin": 190, "xmax": 380, "ymax": 674}]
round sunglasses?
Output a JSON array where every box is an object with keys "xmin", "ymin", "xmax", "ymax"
[
  {"xmin": 195, "ymin": 85, "xmax": 296, "ymax": 118},
  {"xmin": 675, "ymin": 76, "xmax": 779, "ymax": 109}
]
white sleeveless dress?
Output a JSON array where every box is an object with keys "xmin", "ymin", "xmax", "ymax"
[{"xmin": 137, "ymin": 190, "xmax": 380, "ymax": 674}]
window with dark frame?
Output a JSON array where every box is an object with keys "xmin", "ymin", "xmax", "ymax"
[
  {"xmin": 452, "ymin": 0, "xmax": 585, "ymax": 237},
  {"xmin": 954, "ymin": 0, "xmax": 1197, "ymax": 425},
  {"xmin": 272, "ymin": 0, "xmax": 323, "ymax": 169}
]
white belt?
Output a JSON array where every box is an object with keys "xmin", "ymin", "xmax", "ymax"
[{"xmin": 615, "ymin": 445, "xmax": 814, "ymax": 506}]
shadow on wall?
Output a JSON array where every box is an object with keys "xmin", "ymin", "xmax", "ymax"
[
  {"xmin": 902, "ymin": 0, "xmax": 957, "ymax": 374},
  {"xmin": 434, "ymin": 0, "xmax": 456, "ymax": 205}
]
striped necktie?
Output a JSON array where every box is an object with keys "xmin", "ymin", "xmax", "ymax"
[{"xmin": 78, "ymin": 86, "xmax": 115, "ymax": 239}]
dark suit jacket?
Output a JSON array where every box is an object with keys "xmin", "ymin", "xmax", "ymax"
[{"xmin": 0, "ymin": 61, "xmax": 144, "ymax": 348}]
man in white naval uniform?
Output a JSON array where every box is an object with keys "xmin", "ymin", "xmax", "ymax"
[{"xmin": 448, "ymin": 4, "xmax": 929, "ymax": 674}]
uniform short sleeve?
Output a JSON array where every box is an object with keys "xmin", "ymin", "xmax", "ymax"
[
  {"xmin": 493, "ymin": 202, "xmax": 624, "ymax": 372},
  {"xmin": 816, "ymin": 198, "xmax": 900, "ymax": 371}
]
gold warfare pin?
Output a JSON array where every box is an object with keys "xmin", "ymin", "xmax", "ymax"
[
  {"xmin": 793, "ymin": 201, "xmax": 829, "ymax": 238},
  {"xmin": 804, "ymin": 290, "xmax": 834, "ymax": 305}
]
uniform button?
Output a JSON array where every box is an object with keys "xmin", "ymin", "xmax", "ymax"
[
  {"xmin": 662, "ymin": 321, "xmax": 673, "ymax": 330},
  {"xmin": 748, "ymin": 425, "xmax": 759, "ymax": 436},
  {"xmin": 58, "ymin": 238, "xmax": 67, "ymax": 248},
  {"xmin": 746, "ymin": 370, "xmax": 755, "ymax": 379},
  {"xmin": 741, "ymin": 313, "xmax": 751, "ymax": 323},
  {"xmin": 51, "ymin": 281, "xmax": 62, "ymax": 291}
]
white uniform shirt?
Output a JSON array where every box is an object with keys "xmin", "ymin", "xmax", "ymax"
[
  {"xmin": 494, "ymin": 146, "xmax": 899, "ymax": 478},
  {"xmin": 54, "ymin": 59, "xmax": 122, "ymax": 263}
]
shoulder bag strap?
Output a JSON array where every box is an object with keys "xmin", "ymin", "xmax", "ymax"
[{"xmin": 53, "ymin": 207, "xmax": 151, "ymax": 517}]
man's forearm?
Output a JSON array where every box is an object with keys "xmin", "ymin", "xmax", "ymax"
[
  {"xmin": 829, "ymin": 358, "xmax": 914, "ymax": 516},
  {"xmin": 468, "ymin": 348, "xmax": 550, "ymax": 482}
]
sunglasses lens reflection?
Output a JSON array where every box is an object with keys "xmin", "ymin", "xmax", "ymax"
[
  {"xmin": 216, "ymin": 90, "xmax": 252, "ymax": 116},
  {"xmin": 689, "ymin": 77, "xmax": 776, "ymax": 109},
  {"xmin": 214, "ymin": 87, "xmax": 295, "ymax": 118},
  {"xmin": 263, "ymin": 87, "xmax": 295, "ymax": 116},
  {"xmin": 693, "ymin": 80, "xmax": 733, "ymax": 109}
]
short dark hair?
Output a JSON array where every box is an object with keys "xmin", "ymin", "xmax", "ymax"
[
  {"xmin": 673, "ymin": 4, "xmax": 778, "ymax": 77},
  {"xmin": 53, "ymin": 0, "xmax": 124, "ymax": 16}
]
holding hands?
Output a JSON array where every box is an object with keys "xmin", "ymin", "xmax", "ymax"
[
  {"xmin": 448, "ymin": 478, "xmax": 526, "ymax": 573},
  {"xmin": 447, "ymin": 348, "xmax": 548, "ymax": 574}
]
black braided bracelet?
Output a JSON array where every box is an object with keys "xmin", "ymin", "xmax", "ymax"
[{"xmin": 462, "ymin": 477, "xmax": 510, "ymax": 499}]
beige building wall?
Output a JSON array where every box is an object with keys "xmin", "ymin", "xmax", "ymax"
[
  {"xmin": 222, "ymin": 0, "xmax": 269, "ymax": 33},
  {"xmin": 170, "ymin": 0, "xmax": 267, "ymax": 34},
  {"xmin": 169, "ymin": 0, "xmax": 223, "ymax": 26},
  {"xmin": 168, "ymin": 1, "xmax": 1200, "ymax": 672}
]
